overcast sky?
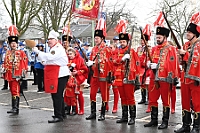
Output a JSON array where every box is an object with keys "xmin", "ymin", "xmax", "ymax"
[
  {"xmin": 104, "ymin": 0, "xmax": 160, "ymax": 27},
  {"xmin": 0, "ymin": 0, "xmax": 160, "ymax": 28}
]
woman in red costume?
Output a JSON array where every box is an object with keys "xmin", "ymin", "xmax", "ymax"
[{"xmin": 65, "ymin": 47, "xmax": 88, "ymax": 115}]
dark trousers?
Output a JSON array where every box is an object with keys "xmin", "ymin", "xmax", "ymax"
[
  {"xmin": 20, "ymin": 80, "xmax": 27, "ymax": 90},
  {"xmin": 33, "ymin": 67, "xmax": 38, "ymax": 84},
  {"xmin": 36, "ymin": 69, "xmax": 44, "ymax": 91},
  {"xmin": 51, "ymin": 76, "xmax": 69, "ymax": 119},
  {"xmin": 3, "ymin": 79, "xmax": 8, "ymax": 89}
]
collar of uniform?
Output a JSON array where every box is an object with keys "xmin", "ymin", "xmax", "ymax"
[{"xmin": 157, "ymin": 41, "xmax": 167, "ymax": 48}]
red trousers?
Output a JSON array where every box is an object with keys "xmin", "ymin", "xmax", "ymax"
[
  {"xmin": 118, "ymin": 84, "xmax": 135, "ymax": 105},
  {"xmin": 148, "ymin": 79, "xmax": 171, "ymax": 107},
  {"xmin": 64, "ymin": 96, "xmax": 77, "ymax": 106},
  {"xmin": 8, "ymin": 80, "xmax": 20, "ymax": 97},
  {"xmin": 181, "ymin": 82, "xmax": 200, "ymax": 112},
  {"xmin": 171, "ymin": 86, "xmax": 176, "ymax": 110},
  {"xmin": 90, "ymin": 77, "xmax": 109, "ymax": 102}
]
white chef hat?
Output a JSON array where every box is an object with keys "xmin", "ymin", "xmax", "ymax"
[{"xmin": 48, "ymin": 30, "xmax": 59, "ymax": 40}]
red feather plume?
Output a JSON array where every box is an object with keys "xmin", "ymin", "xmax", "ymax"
[
  {"xmin": 8, "ymin": 25, "xmax": 19, "ymax": 36},
  {"xmin": 115, "ymin": 19, "xmax": 128, "ymax": 34}
]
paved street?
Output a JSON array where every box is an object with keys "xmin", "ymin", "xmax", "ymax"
[{"xmin": 0, "ymin": 77, "xmax": 184, "ymax": 133}]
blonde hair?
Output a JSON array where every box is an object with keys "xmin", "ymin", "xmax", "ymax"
[{"xmin": 67, "ymin": 47, "xmax": 76, "ymax": 54}]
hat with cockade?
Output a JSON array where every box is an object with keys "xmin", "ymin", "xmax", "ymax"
[{"xmin": 7, "ymin": 25, "xmax": 19, "ymax": 44}]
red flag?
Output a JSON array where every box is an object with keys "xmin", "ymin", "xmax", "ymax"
[
  {"xmin": 72, "ymin": 0, "xmax": 100, "ymax": 19},
  {"xmin": 62, "ymin": 25, "xmax": 72, "ymax": 36},
  {"xmin": 95, "ymin": 18, "xmax": 107, "ymax": 36},
  {"xmin": 190, "ymin": 12, "xmax": 200, "ymax": 24},
  {"xmin": 153, "ymin": 12, "xmax": 164, "ymax": 27},
  {"xmin": 114, "ymin": 19, "xmax": 128, "ymax": 33},
  {"xmin": 142, "ymin": 24, "xmax": 151, "ymax": 40}
]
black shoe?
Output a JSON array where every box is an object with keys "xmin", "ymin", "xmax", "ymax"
[
  {"xmin": 86, "ymin": 113, "xmax": 96, "ymax": 120},
  {"xmin": 144, "ymin": 119, "xmax": 158, "ymax": 127},
  {"xmin": 48, "ymin": 117, "xmax": 63, "ymax": 123},
  {"xmin": 32, "ymin": 83, "xmax": 37, "ymax": 85},
  {"xmin": 37, "ymin": 90, "xmax": 44, "ymax": 92},
  {"xmin": 1, "ymin": 87, "xmax": 8, "ymax": 90}
]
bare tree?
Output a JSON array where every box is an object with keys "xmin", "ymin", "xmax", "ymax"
[
  {"xmin": 153, "ymin": 0, "xmax": 199, "ymax": 45},
  {"xmin": 104, "ymin": 0, "xmax": 137, "ymax": 32},
  {"xmin": 3, "ymin": 0, "xmax": 46, "ymax": 36},
  {"xmin": 36, "ymin": 0, "xmax": 72, "ymax": 39}
]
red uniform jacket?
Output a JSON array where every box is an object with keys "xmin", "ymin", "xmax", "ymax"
[
  {"xmin": 90, "ymin": 42, "xmax": 113, "ymax": 81},
  {"xmin": 3, "ymin": 50, "xmax": 28, "ymax": 81},
  {"xmin": 65, "ymin": 76, "xmax": 76, "ymax": 97},
  {"xmin": 182, "ymin": 40, "xmax": 200, "ymax": 83},
  {"xmin": 68, "ymin": 52, "xmax": 88, "ymax": 85},
  {"xmin": 150, "ymin": 41, "xmax": 179, "ymax": 84},
  {"xmin": 112, "ymin": 46, "xmax": 141, "ymax": 86},
  {"xmin": 137, "ymin": 46, "xmax": 151, "ymax": 84}
]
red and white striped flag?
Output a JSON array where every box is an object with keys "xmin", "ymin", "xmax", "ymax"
[{"xmin": 153, "ymin": 12, "xmax": 164, "ymax": 27}]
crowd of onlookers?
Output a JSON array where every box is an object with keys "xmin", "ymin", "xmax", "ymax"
[{"xmin": 0, "ymin": 39, "xmax": 92, "ymax": 92}]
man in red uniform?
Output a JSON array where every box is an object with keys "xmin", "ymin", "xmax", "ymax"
[
  {"xmin": 137, "ymin": 33, "xmax": 150, "ymax": 105},
  {"xmin": 112, "ymin": 32, "xmax": 141, "ymax": 125},
  {"xmin": 174, "ymin": 22, "xmax": 200, "ymax": 132},
  {"xmin": 85, "ymin": 29, "xmax": 113, "ymax": 121},
  {"xmin": 144, "ymin": 27, "xmax": 179, "ymax": 129},
  {"xmin": 2, "ymin": 26, "xmax": 28, "ymax": 115}
]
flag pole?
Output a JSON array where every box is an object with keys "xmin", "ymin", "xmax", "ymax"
[{"xmin": 66, "ymin": 0, "xmax": 74, "ymax": 43}]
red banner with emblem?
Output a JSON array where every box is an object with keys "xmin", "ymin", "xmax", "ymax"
[{"xmin": 72, "ymin": 0, "xmax": 100, "ymax": 19}]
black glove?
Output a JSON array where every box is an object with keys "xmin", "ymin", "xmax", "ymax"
[
  {"xmin": 173, "ymin": 77, "xmax": 179, "ymax": 86},
  {"xmin": 194, "ymin": 81, "xmax": 200, "ymax": 86}
]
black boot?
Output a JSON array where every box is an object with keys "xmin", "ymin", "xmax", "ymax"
[
  {"xmin": 71, "ymin": 106, "xmax": 76, "ymax": 115},
  {"xmin": 190, "ymin": 112, "xmax": 200, "ymax": 133},
  {"xmin": 86, "ymin": 101, "xmax": 96, "ymax": 120},
  {"xmin": 116, "ymin": 105, "xmax": 128, "ymax": 123},
  {"xmin": 128, "ymin": 105, "xmax": 136, "ymax": 125},
  {"xmin": 144, "ymin": 106, "xmax": 158, "ymax": 127},
  {"xmin": 174, "ymin": 110, "xmax": 191, "ymax": 133},
  {"xmin": 1, "ymin": 80, "xmax": 8, "ymax": 90},
  {"xmin": 7, "ymin": 96, "xmax": 20, "ymax": 115},
  {"xmin": 98, "ymin": 102, "xmax": 106, "ymax": 121},
  {"xmin": 138, "ymin": 89, "xmax": 146, "ymax": 104},
  {"xmin": 158, "ymin": 106, "xmax": 170, "ymax": 129},
  {"xmin": 65, "ymin": 106, "xmax": 71, "ymax": 115}
]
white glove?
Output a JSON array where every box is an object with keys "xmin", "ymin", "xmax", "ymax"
[
  {"xmin": 179, "ymin": 49, "xmax": 186, "ymax": 55},
  {"xmin": 179, "ymin": 65, "xmax": 182, "ymax": 71},
  {"xmin": 150, "ymin": 63, "xmax": 157, "ymax": 69},
  {"xmin": 71, "ymin": 63, "xmax": 76, "ymax": 68},
  {"xmin": 16, "ymin": 78, "xmax": 21, "ymax": 81},
  {"xmin": 122, "ymin": 54, "xmax": 130, "ymax": 61},
  {"xmin": 100, "ymin": 69, "xmax": 103, "ymax": 73},
  {"xmin": 1, "ymin": 67, "xmax": 6, "ymax": 74},
  {"xmin": 86, "ymin": 60, "xmax": 94, "ymax": 67},
  {"xmin": 32, "ymin": 47, "xmax": 40, "ymax": 54},
  {"xmin": 147, "ymin": 61, "xmax": 151, "ymax": 68}
]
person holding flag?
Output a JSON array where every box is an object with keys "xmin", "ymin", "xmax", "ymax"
[
  {"xmin": 112, "ymin": 19, "xmax": 141, "ymax": 125},
  {"xmin": 174, "ymin": 12, "xmax": 200, "ymax": 133},
  {"xmin": 137, "ymin": 24, "xmax": 152, "ymax": 114},
  {"xmin": 144, "ymin": 12, "xmax": 179, "ymax": 129},
  {"xmin": 85, "ymin": 17, "xmax": 113, "ymax": 121}
]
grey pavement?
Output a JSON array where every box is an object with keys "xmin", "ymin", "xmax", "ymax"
[{"xmin": 0, "ymin": 76, "xmax": 184, "ymax": 133}]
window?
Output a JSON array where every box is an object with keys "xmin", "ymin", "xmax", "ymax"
[{"xmin": 87, "ymin": 37, "xmax": 91, "ymax": 43}]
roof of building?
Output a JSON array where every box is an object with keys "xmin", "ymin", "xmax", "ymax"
[
  {"xmin": 0, "ymin": 28, "xmax": 8, "ymax": 41},
  {"xmin": 20, "ymin": 26, "xmax": 44, "ymax": 40},
  {"xmin": 71, "ymin": 24, "xmax": 92, "ymax": 37}
]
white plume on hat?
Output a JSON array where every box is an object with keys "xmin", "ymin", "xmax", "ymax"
[{"xmin": 48, "ymin": 30, "xmax": 59, "ymax": 40}]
